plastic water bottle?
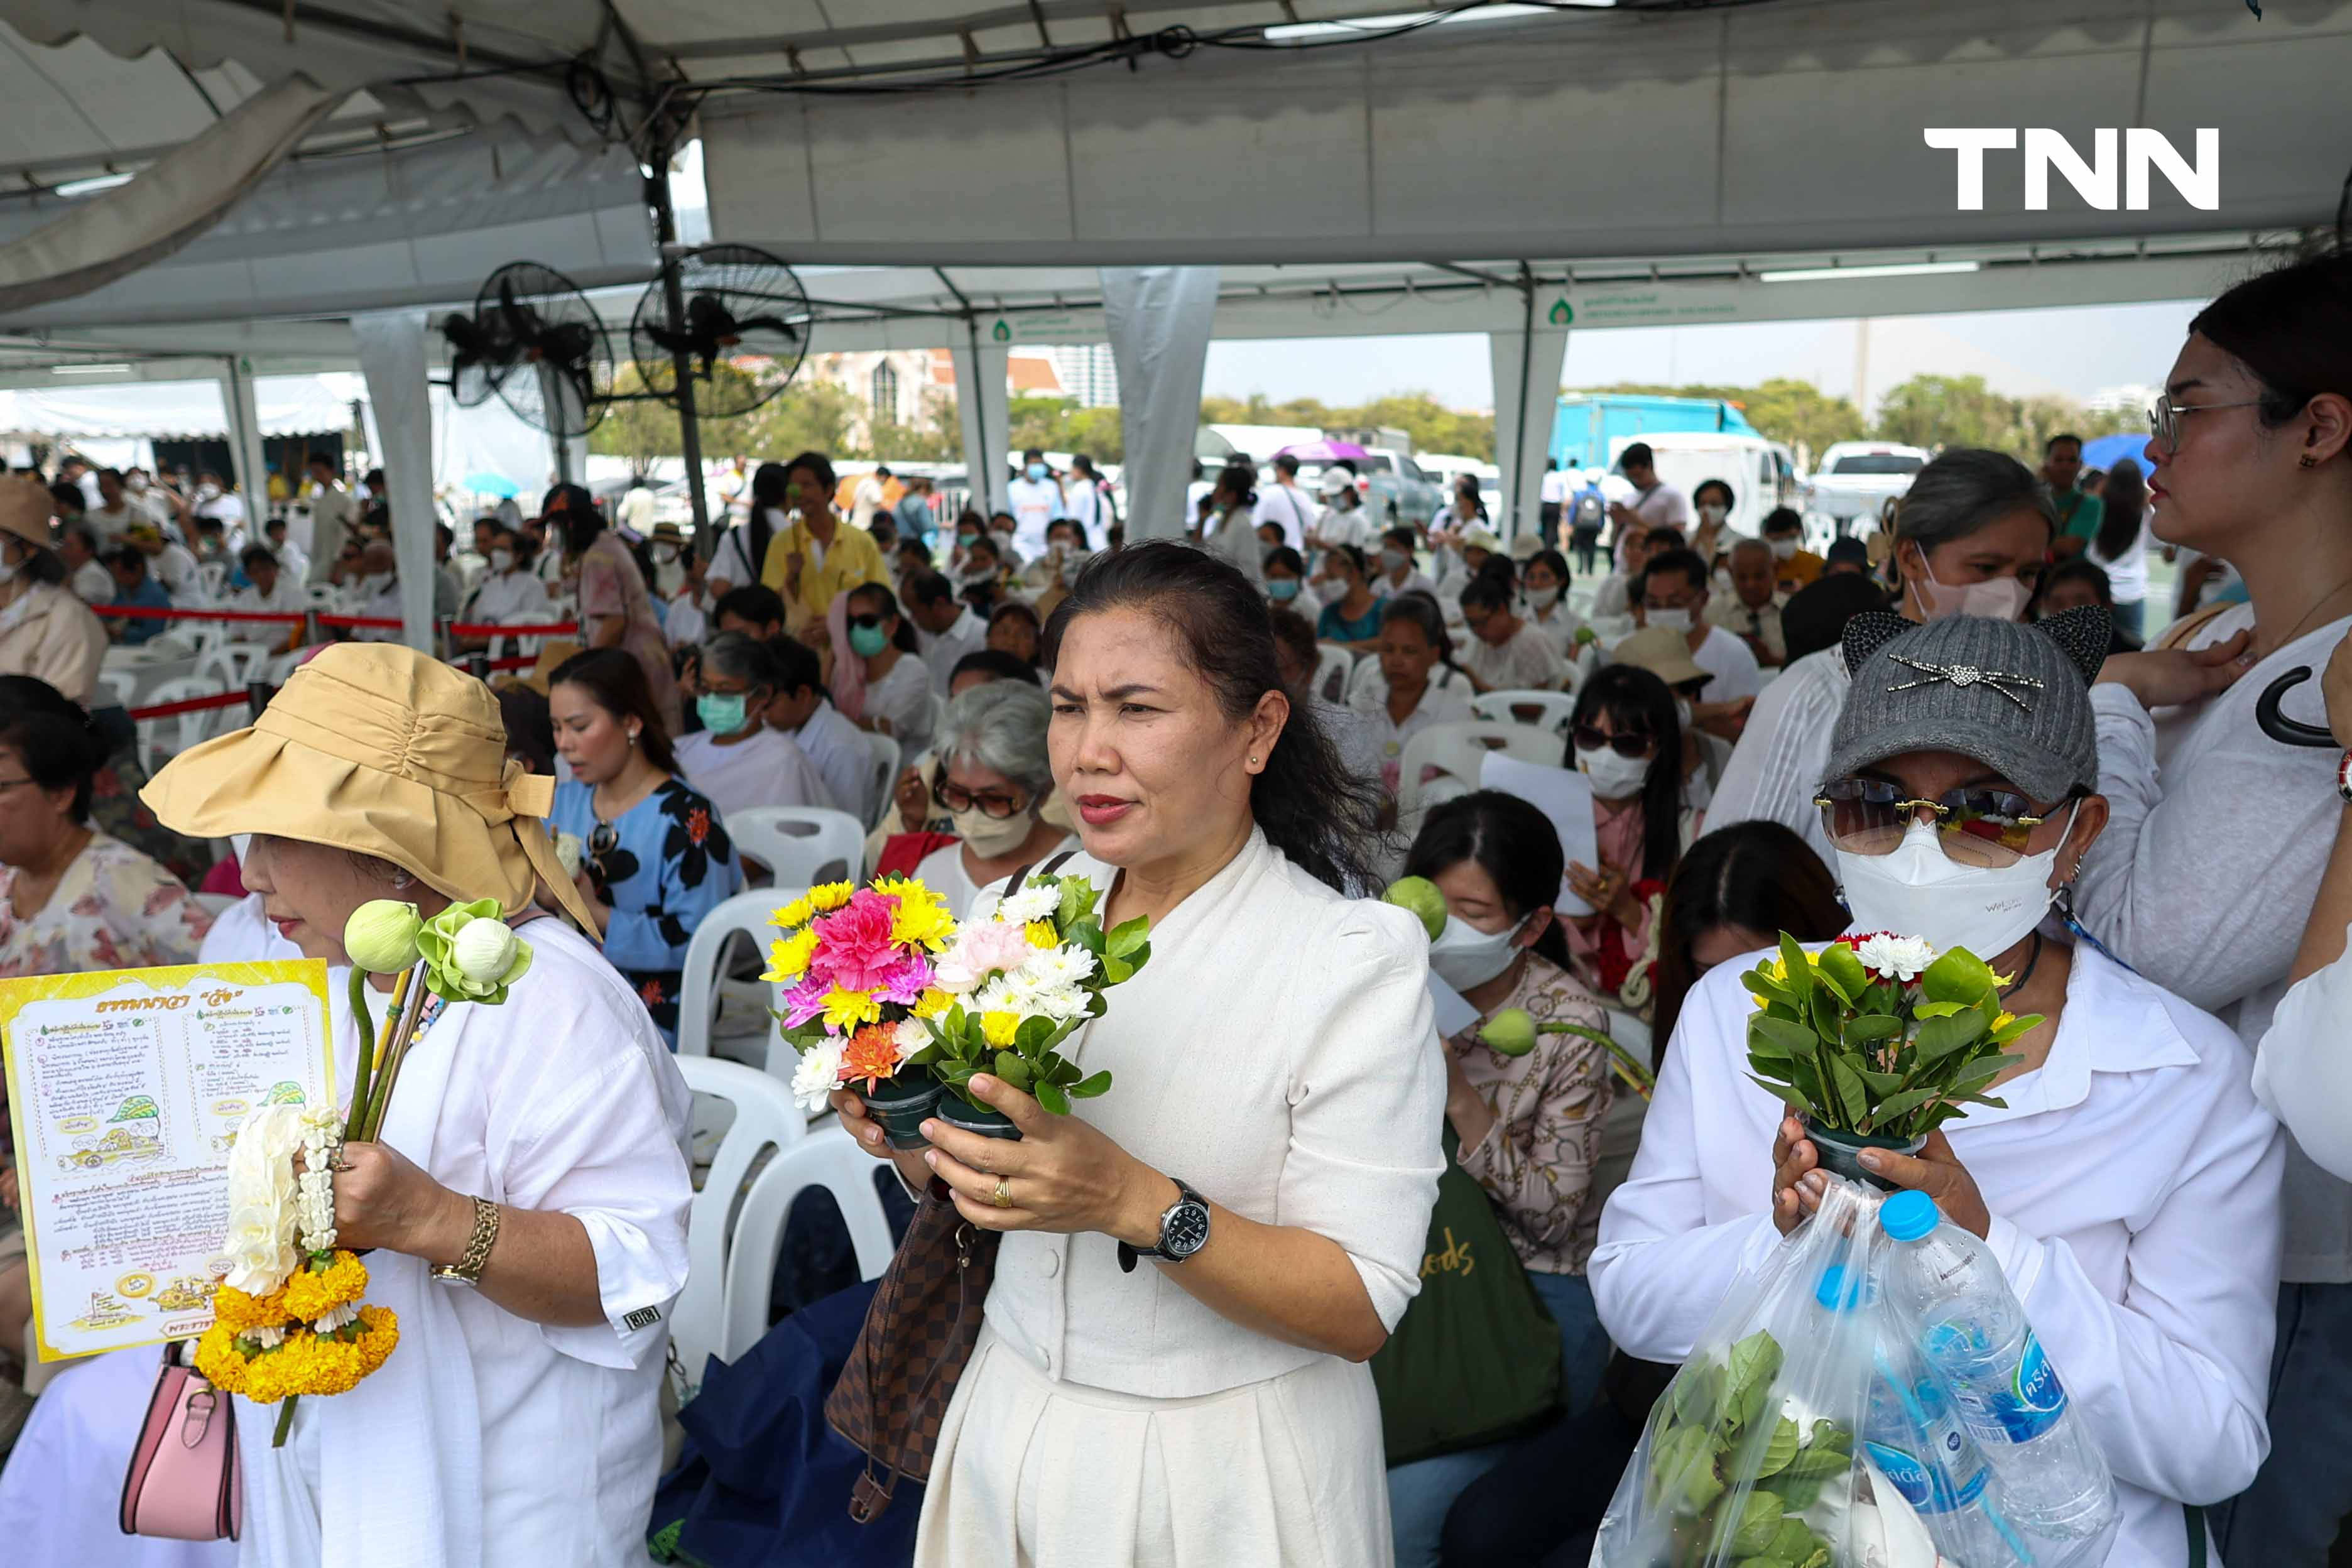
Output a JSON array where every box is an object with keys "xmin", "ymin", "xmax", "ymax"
[
  {"xmin": 1880, "ymin": 1191, "xmax": 2120, "ymax": 1543},
  {"xmin": 1816, "ymin": 1266, "xmax": 2027, "ymax": 1567}
]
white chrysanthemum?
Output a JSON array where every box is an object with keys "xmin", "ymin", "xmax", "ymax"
[
  {"xmin": 892, "ymin": 1018, "xmax": 931, "ymax": 1060},
  {"xmin": 996, "ymin": 883, "xmax": 1062, "ymax": 925},
  {"xmin": 1026, "ymin": 982, "xmax": 1090, "ymax": 1022},
  {"xmin": 1855, "ymin": 933, "xmax": 1936, "ymax": 982},
  {"xmin": 1021, "ymin": 945, "xmax": 1096, "ymax": 989},
  {"xmin": 790, "ymin": 1038, "xmax": 847, "ymax": 1115}
]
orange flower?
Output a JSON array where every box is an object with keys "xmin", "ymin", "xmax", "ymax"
[{"xmin": 840, "ymin": 1023, "xmax": 903, "ymax": 1089}]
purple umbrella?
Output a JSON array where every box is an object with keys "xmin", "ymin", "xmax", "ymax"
[{"xmin": 1277, "ymin": 438, "xmax": 1369, "ymax": 463}]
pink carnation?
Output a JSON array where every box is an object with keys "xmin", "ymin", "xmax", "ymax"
[
  {"xmin": 935, "ymin": 920, "xmax": 1037, "ymax": 993},
  {"xmin": 808, "ymin": 890, "xmax": 906, "ymax": 993},
  {"xmin": 873, "ymin": 952, "xmax": 934, "ymax": 1005}
]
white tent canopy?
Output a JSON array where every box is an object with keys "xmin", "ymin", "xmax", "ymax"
[{"xmin": 0, "ymin": 375, "xmax": 357, "ymax": 441}]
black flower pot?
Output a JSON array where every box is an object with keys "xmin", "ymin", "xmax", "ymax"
[
  {"xmin": 1803, "ymin": 1116, "xmax": 1925, "ymax": 1194},
  {"xmin": 859, "ymin": 1073, "xmax": 944, "ymax": 1151},
  {"xmin": 934, "ymin": 1094, "xmax": 1021, "ymax": 1142}
]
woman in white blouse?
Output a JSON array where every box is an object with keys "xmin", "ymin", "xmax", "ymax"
[
  {"xmin": 834, "ymin": 540, "xmax": 1446, "ymax": 1567},
  {"xmin": 1347, "ymin": 592, "xmax": 1475, "ymax": 806},
  {"xmin": 1592, "ymin": 609, "xmax": 2283, "ymax": 1568}
]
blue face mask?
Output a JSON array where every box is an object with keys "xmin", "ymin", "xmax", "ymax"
[
  {"xmin": 1268, "ymin": 579, "xmax": 1302, "ymax": 601},
  {"xmin": 850, "ymin": 623, "xmax": 890, "ymax": 658},
  {"xmin": 1026, "ymin": 464, "xmax": 1047, "ymax": 481},
  {"xmin": 958, "ymin": 531, "xmax": 979, "ymax": 548},
  {"xmin": 697, "ymin": 691, "xmax": 748, "ymax": 734}
]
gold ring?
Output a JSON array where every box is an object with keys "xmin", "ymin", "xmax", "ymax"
[{"xmin": 991, "ymin": 1176, "xmax": 1013, "ymax": 1209}]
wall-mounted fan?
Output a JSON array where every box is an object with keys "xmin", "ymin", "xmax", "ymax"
[
  {"xmin": 472, "ymin": 261, "xmax": 614, "ymax": 438},
  {"xmin": 628, "ymin": 244, "xmax": 811, "ymax": 419},
  {"xmin": 437, "ymin": 302, "xmax": 522, "ymax": 409}
]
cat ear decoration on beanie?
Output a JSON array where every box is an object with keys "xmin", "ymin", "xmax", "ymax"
[{"xmin": 2030, "ymin": 605, "xmax": 2115, "ymax": 687}]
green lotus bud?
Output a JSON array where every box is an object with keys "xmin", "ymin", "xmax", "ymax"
[
  {"xmin": 450, "ymin": 918, "xmax": 518, "ymax": 985},
  {"xmin": 1920, "ymin": 946, "xmax": 1997, "ymax": 1006},
  {"xmin": 342, "ymin": 900, "xmax": 422, "ymax": 973},
  {"xmin": 1480, "ymin": 1007, "xmax": 1538, "ymax": 1057},
  {"xmin": 1383, "ymin": 876, "xmax": 1449, "ymax": 941}
]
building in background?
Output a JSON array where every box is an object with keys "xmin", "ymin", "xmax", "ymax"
[
  {"xmin": 1050, "ymin": 343, "xmax": 1119, "ymax": 409},
  {"xmin": 805, "ymin": 347, "xmax": 1069, "ymax": 447}
]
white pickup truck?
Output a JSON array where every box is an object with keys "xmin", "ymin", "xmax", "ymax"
[{"xmin": 1804, "ymin": 442, "xmax": 1932, "ymax": 533}]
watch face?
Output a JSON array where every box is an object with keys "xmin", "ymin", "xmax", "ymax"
[{"xmin": 1163, "ymin": 1201, "xmax": 1211, "ymax": 1259}]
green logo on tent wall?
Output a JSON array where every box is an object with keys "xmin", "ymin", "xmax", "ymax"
[
  {"xmin": 991, "ymin": 319, "xmax": 1011, "ymax": 343},
  {"xmin": 111, "ymin": 1095, "xmax": 160, "ymax": 1123},
  {"xmin": 1548, "ymin": 298, "xmax": 1574, "ymax": 326}
]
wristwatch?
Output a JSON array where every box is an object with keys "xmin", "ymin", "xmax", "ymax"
[
  {"xmin": 1118, "ymin": 1177, "xmax": 1211, "ymax": 1273},
  {"xmin": 431, "ymin": 1195, "xmax": 501, "ymax": 1288}
]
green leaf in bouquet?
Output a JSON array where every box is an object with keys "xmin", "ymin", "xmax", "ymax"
[
  {"xmin": 1056, "ymin": 876, "xmax": 1089, "ymax": 928},
  {"xmin": 1045, "ymin": 1055, "xmax": 1082, "ymax": 1084},
  {"xmin": 1034, "ymin": 1080, "xmax": 1072, "ymax": 1116},
  {"xmin": 1912, "ymin": 1010, "xmax": 1986, "ymax": 1062},
  {"xmin": 1854, "ymin": 1065, "xmax": 1906, "ymax": 1096},
  {"xmin": 1912, "ymin": 999, "xmax": 1969, "ymax": 1019},
  {"xmin": 1826, "ymin": 1055, "xmax": 1870, "ymax": 1127},
  {"xmin": 1814, "ymin": 942, "xmax": 1868, "ymax": 1004},
  {"xmin": 1773, "ymin": 1476, "xmax": 1823, "ymax": 1512},
  {"xmin": 1768, "ymin": 1516, "xmax": 1824, "ymax": 1561},
  {"xmin": 1016, "ymin": 1015, "xmax": 1057, "ymax": 1054},
  {"xmin": 1710, "ymin": 1490, "xmax": 1785, "ymax": 1557},
  {"xmin": 1777, "ymin": 932, "xmax": 1813, "ymax": 991},
  {"xmin": 1739, "ymin": 967, "xmax": 1792, "ymax": 1006},
  {"xmin": 1069, "ymin": 1070, "xmax": 1113, "ymax": 1098},
  {"xmin": 1068, "ymin": 920, "xmax": 1106, "ymax": 956},
  {"xmin": 1102, "ymin": 954, "xmax": 1135, "ymax": 984},
  {"xmin": 1648, "ymin": 1425, "xmax": 1724, "ymax": 1517},
  {"xmin": 1988, "ymin": 1011, "xmax": 2043, "ymax": 1045},
  {"xmin": 1772, "ymin": 1445, "xmax": 1851, "ymax": 1481},
  {"xmin": 1843, "ymin": 1013, "xmax": 1903, "ymax": 1043},
  {"xmin": 1747, "ymin": 1015, "xmax": 1819, "ymax": 1059},
  {"xmin": 1667, "ymin": 1362, "xmax": 1724, "ymax": 1432},
  {"xmin": 1860, "ymin": 1085, "xmax": 1946, "ymax": 1133},
  {"xmin": 1752, "ymin": 1416, "xmax": 1800, "ymax": 1478},
  {"xmin": 1723, "ymin": 1331, "xmax": 1782, "ymax": 1427},
  {"xmin": 993, "ymin": 1052, "xmax": 1033, "ymax": 1091},
  {"xmin": 1106, "ymin": 916, "xmax": 1150, "ymax": 960}
]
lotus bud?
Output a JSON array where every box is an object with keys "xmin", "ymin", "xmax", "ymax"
[
  {"xmin": 1382, "ymin": 876, "xmax": 1449, "ymax": 941},
  {"xmin": 343, "ymin": 900, "xmax": 422, "ymax": 973},
  {"xmin": 450, "ymin": 917, "xmax": 519, "ymax": 985},
  {"xmin": 1479, "ymin": 1007, "xmax": 1538, "ymax": 1058}
]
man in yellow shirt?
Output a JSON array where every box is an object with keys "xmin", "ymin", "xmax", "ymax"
[
  {"xmin": 756, "ymin": 452, "xmax": 889, "ymax": 631},
  {"xmin": 1760, "ymin": 506, "xmax": 1824, "ymax": 593}
]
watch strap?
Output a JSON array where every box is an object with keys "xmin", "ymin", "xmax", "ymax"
[
  {"xmin": 1117, "ymin": 1177, "xmax": 1204, "ymax": 1273},
  {"xmin": 431, "ymin": 1195, "xmax": 501, "ymax": 1285}
]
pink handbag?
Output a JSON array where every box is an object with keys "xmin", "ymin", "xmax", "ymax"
[{"xmin": 120, "ymin": 1340, "xmax": 242, "ymax": 1542}]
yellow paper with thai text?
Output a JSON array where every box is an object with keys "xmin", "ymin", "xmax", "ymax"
[{"xmin": 0, "ymin": 961, "xmax": 335, "ymax": 1361}]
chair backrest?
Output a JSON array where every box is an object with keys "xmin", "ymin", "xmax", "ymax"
[
  {"xmin": 718, "ymin": 1124, "xmax": 899, "ymax": 1363},
  {"xmin": 94, "ymin": 668, "xmax": 138, "ymax": 710},
  {"xmin": 861, "ymin": 730, "xmax": 901, "ymax": 830},
  {"xmin": 1470, "ymin": 689, "xmax": 1581, "ymax": 736},
  {"xmin": 197, "ymin": 561, "xmax": 229, "ymax": 602},
  {"xmin": 672, "ymin": 1055, "xmax": 812, "ymax": 1385},
  {"xmin": 727, "ymin": 805, "xmax": 866, "ymax": 888},
  {"xmin": 135, "ymin": 676, "xmax": 226, "ymax": 773},
  {"xmin": 195, "ymin": 641, "xmax": 273, "ymax": 692},
  {"xmin": 1312, "ymin": 643, "xmax": 1355, "ymax": 705},
  {"xmin": 1398, "ymin": 719, "xmax": 1568, "ymax": 820},
  {"xmin": 674, "ymin": 884, "xmax": 805, "ymax": 1064}
]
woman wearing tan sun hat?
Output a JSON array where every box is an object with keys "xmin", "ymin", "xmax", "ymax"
[
  {"xmin": 138, "ymin": 641, "xmax": 692, "ymax": 1568},
  {"xmin": 0, "ymin": 472, "xmax": 106, "ymax": 707}
]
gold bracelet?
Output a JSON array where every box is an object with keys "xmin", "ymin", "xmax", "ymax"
[{"xmin": 430, "ymin": 1195, "xmax": 501, "ymax": 1288}]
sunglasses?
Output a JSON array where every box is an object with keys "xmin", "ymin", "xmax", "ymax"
[
  {"xmin": 1813, "ymin": 777, "xmax": 2051, "ymax": 868},
  {"xmin": 2147, "ymin": 393, "xmax": 2265, "ymax": 455},
  {"xmin": 931, "ymin": 766, "xmax": 1027, "ymax": 820},
  {"xmin": 848, "ymin": 612, "xmax": 887, "ymax": 631},
  {"xmin": 1571, "ymin": 725, "xmax": 1655, "ymax": 760}
]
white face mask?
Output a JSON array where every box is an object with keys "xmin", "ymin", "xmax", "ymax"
[
  {"xmin": 489, "ymin": 549, "xmax": 513, "ymax": 573},
  {"xmin": 1526, "ymin": 585, "xmax": 1560, "ymax": 611},
  {"xmin": 1574, "ymin": 741, "xmax": 1653, "ymax": 800},
  {"xmin": 197, "ymin": 482, "xmax": 221, "ymax": 500},
  {"xmin": 1380, "ymin": 548, "xmax": 1410, "ymax": 574},
  {"xmin": 0, "ymin": 555, "xmax": 17, "ymax": 585},
  {"xmin": 1908, "ymin": 550, "xmax": 2032, "ymax": 623},
  {"xmin": 1699, "ymin": 504, "xmax": 1728, "ymax": 525},
  {"xmin": 1675, "ymin": 698, "xmax": 1694, "ymax": 731},
  {"xmin": 952, "ymin": 803, "xmax": 1033, "ymax": 856},
  {"xmin": 1427, "ymin": 912, "xmax": 1525, "ymax": 991},
  {"xmin": 362, "ymin": 571, "xmax": 393, "ymax": 596},
  {"xmin": 1836, "ymin": 812, "xmax": 2072, "ymax": 961},
  {"xmin": 1770, "ymin": 536, "xmax": 1799, "ymax": 562},
  {"xmin": 1647, "ymin": 606, "xmax": 1694, "ymax": 634}
]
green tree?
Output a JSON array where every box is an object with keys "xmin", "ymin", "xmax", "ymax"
[
  {"xmin": 1004, "ymin": 396, "xmax": 1128, "ymax": 462},
  {"xmin": 590, "ymin": 364, "xmax": 863, "ymax": 472},
  {"xmin": 1869, "ymin": 374, "xmax": 2019, "ymax": 451},
  {"xmin": 863, "ymin": 393, "xmax": 962, "ymax": 462}
]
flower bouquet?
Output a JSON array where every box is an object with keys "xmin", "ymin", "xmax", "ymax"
[
  {"xmin": 1742, "ymin": 932, "xmax": 2040, "ymax": 1190},
  {"xmin": 765, "ymin": 878, "xmax": 959, "ymax": 1145},
  {"xmin": 914, "ymin": 871, "xmax": 1150, "ymax": 1139},
  {"xmin": 197, "ymin": 898, "xmax": 536, "ymax": 1444}
]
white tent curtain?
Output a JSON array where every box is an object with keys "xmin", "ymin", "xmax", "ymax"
[
  {"xmin": 1101, "ymin": 267, "xmax": 1219, "ymax": 543},
  {"xmin": 948, "ymin": 337, "xmax": 1010, "ymax": 517},
  {"xmin": 351, "ymin": 310, "xmax": 438, "ymax": 653},
  {"xmin": 1489, "ymin": 325, "xmax": 1569, "ymax": 545}
]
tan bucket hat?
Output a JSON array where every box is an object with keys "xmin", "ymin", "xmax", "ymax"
[
  {"xmin": 142, "ymin": 643, "xmax": 597, "ymax": 932},
  {"xmin": 1610, "ymin": 624, "xmax": 1712, "ymax": 689},
  {"xmin": 0, "ymin": 473, "xmax": 53, "ymax": 552}
]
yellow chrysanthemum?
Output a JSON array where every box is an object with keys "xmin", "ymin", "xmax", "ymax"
[
  {"xmin": 208, "ymin": 1280, "xmax": 291, "ymax": 1333},
  {"xmin": 762, "ymin": 927, "xmax": 819, "ymax": 983},
  {"xmin": 807, "ymin": 881, "xmax": 856, "ymax": 914},
  {"xmin": 768, "ymin": 896, "xmax": 813, "ymax": 932},
  {"xmin": 912, "ymin": 988, "xmax": 952, "ymax": 1019},
  {"xmin": 280, "ymin": 1251, "xmax": 368, "ymax": 1322},
  {"xmin": 1025, "ymin": 921, "xmax": 1057, "ymax": 949},
  {"xmin": 982, "ymin": 1010, "xmax": 1020, "ymax": 1048},
  {"xmin": 874, "ymin": 876, "xmax": 957, "ymax": 950},
  {"xmin": 820, "ymin": 986, "xmax": 882, "ymax": 1031}
]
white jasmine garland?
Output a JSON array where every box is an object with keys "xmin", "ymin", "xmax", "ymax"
[
  {"xmin": 222, "ymin": 1105, "xmax": 307, "ymax": 1293},
  {"xmin": 293, "ymin": 1109, "xmax": 344, "ymax": 1254}
]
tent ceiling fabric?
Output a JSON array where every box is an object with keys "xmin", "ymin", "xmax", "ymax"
[{"xmin": 0, "ymin": 374, "xmax": 357, "ymax": 439}]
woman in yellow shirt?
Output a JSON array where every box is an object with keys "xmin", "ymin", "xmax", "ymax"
[{"xmin": 757, "ymin": 450, "xmax": 888, "ymax": 631}]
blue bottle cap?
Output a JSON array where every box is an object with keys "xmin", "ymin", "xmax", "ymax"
[
  {"xmin": 1814, "ymin": 1264, "xmax": 1859, "ymax": 1311},
  {"xmin": 1881, "ymin": 1189, "xmax": 1940, "ymax": 1242}
]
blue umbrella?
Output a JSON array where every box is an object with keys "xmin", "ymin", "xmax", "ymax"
[
  {"xmin": 2080, "ymin": 432, "xmax": 2147, "ymax": 474},
  {"xmin": 461, "ymin": 472, "xmax": 521, "ymax": 498}
]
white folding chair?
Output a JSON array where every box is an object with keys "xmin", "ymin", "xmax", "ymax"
[
  {"xmin": 1312, "ymin": 643, "xmax": 1354, "ymax": 705},
  {"xmin": 726, "ymin": 806, "xmax": 866, "ymax": 888},
  {"xmin": 717, "ymin": 1126, "xmax": 898, "ymax": 1362},
  {"xmin": 1398, "ymin": 719, "xmax": 1570, "ymax": 820},
  {"xmin": 671, "ymin": 1057, "xmax": 810, "ymax": 1385},
  {"xmin": 860, "ymin": 731, "xmax": 901, "ymax": 830},
  {"xmin": 1471, "ymin": 689, "xmax": 1580, "ymax": 736},
  {"xmin": 673, "ymin": 885, "xmax": 805, "ymax": 1065}
]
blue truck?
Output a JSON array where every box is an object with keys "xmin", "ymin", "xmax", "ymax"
[{"xmin": 1549, "ymin": 394, "xmax": 1762, "ymax": 471}]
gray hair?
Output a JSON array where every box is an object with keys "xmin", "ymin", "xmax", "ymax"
[
  {"xmin": 1892, "ymin": 448, "xmax": 2057, "ymax": 553},
  {"xmin": 934, "ymin": 680, "xmax": 1054, "ymax": 805},
  {"xmin": 699, "ymin": 629, "xmax": 777, "ymax": 690}
]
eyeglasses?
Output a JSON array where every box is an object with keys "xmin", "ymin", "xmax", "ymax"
[
  {"xmin": 1813, "ymin": 777, "xmax": 2050, "ymax": 868},
  {"xmin": 1571, "ymin": 725, "xmax": 1655, "ymax": 760},
  {"xmin": 848, "ymin": 612, "xmax": 886, "ymax": 631},
  {"xmin": 932, "ymin": 766, "xmax": 1028, "ymax": 819},
  {"xmin": 2147, "ymin": 393, "xmax": 2265, "ymax": 454}
]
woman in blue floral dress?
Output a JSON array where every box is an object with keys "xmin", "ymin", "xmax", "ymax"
[{"xmin": 547, "ymin": 650, "xmax": 740, "ymax": 1045}]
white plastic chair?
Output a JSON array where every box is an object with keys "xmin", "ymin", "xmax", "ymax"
[
  {"xmin": 671, "ymin": 1056, "xmax": 810, "ymax": 1385},
  {"xmin": 1471, "ymin": 689, "xmax": 1581, "ymax": 735},
  {"xmin": 1398, "ymin": 719, "xmax": 1570, "ymax": 820},
  {"xmin": 195, "ymin": 640, "xmax": 273, "ymax": 692},
  {"xmin": 726, "ymin": 806, "xmax": 866, "ymax": 888},
  {"xmin": 674, "ymin": 885, "xmax": 805, "ymax": 1066},
  {"xmin": 1311, "ymin": 643, "xmax": 1354, "ymax": 705},
  {"xmin": 718, "ymin": 1126, "xmax": 899, "ymax": 1362},
  {"xmin": 92, "ymin": 668, "xmax": 137, "ymax": 710},
  {"xmin": 196, "ymin": 561, "xmax": 229, "ymax": 602},
  {"xmin": 861, "ymin": 731, "xmax": 902, "ymax": 829},
  {"xmin": 136, "ymin": 676, "xmax": 231, "ymax": 773}
]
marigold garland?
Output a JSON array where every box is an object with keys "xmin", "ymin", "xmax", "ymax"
[
  {"xmin": 195, "ymin": 1306, "xmax": 400, "ymax": 1404},
  {"xmin": 279, "ymin": 1250, "xmax": 369, "ymax": 1322},
  {"xmin": 207, "ymin": 1280, "xmax": 290, "ymax": 1334}
]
